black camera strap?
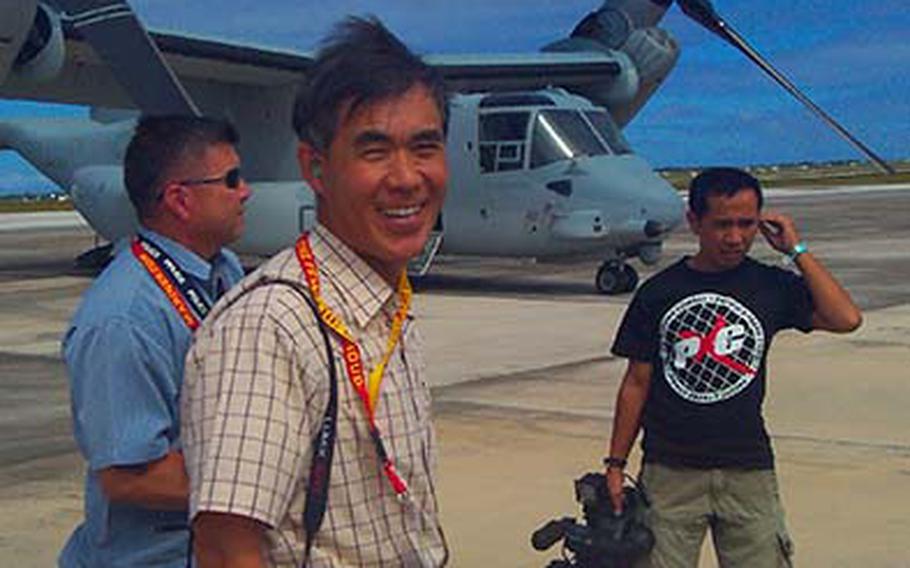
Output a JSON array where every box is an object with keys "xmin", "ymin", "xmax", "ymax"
[
  {"xmin": 282, "ymin": 279, "xmax": 339, "ymax": 567},
  {"xmin": 184, "ymin": 276, "xmax": 338, "ymax": 568},
  {"xmin": 248, "ymin": 278, "xmax": 338, "ymax": 567},
  {"xmin": 628, "ymin": 471, "xmax": 651, "ymax": 508}
]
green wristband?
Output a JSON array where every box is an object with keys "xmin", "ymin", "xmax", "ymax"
[{"xmin": 788, "ymin": 242, "xmax": 808, "ymax": 261}]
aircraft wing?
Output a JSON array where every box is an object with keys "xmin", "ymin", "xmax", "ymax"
[
  {"xmin": 428, "ymin": 53, "xmax": 621, "ymax": 93},
  {"xmin": 1, "ymin": 23, "xmax": 623, "ymax": 109},
  {"xmin": 0, "ymin": 26, "xmax": 313, "ymax": 108}
]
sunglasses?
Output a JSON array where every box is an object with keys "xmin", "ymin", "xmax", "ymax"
[{"xmin": 178, "ymin": 167, "xmax": 244, "ymax": 190}]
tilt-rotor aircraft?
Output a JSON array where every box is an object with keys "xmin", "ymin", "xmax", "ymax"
[{"xmin": 0, "ymin": 0, "xmax": 892, "ymax": 294}]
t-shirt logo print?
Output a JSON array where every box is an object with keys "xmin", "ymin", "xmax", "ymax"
[{"xmin": 659, "ymin": 293, "xmax": 765, "ymax": 404}]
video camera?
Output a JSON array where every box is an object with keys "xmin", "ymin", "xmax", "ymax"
[{"xmin": 531, "ymin": 472, "xmax": 654, "ymax": 568}]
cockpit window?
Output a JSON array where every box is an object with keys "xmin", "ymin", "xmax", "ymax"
[
  {"xmin": 530, "ymin": 110, "xmax": 608, "ymax": 169},
  {"xmin": 584, "ymin": 111, "xmax": 632, "ymax": 155},
  {"xmin": 479, "ymin": 112, "xmax": 530, "ymax": 173}
]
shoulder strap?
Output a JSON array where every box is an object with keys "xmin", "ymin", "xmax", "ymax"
[
  {"xmin": 200, "ymin": 277, "xmax": 338, "ymax": 567},
  {"xmin": 266, "ymin": 279, "xmax": 338, "ymax": 567}
]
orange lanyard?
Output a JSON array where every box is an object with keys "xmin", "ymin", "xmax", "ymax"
[
  {"xmin": 295, "ymin": 233, "xmax": 412, "ymax": 496},
  {"xmin": 131, "ymin": 237, "xmax": 210, "ymax": 331}
]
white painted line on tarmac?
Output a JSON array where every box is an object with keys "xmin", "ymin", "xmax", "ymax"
[
  {"xmin": 0, "ymin": 211, "xmax": 89, "ymax": 232},
  {"xmin": 765, "ymin": 183, "xmax": 910, "ymax": 198}
]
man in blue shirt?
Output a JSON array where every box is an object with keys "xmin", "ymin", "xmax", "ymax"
[{"xmin": 59, "ymin": 115, "xmax": 251, "ymax": 567}]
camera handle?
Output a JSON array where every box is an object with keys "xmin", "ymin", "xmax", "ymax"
[{"xmin": 531, "ymin": 517, "xmax": 574, "ymax": 551}]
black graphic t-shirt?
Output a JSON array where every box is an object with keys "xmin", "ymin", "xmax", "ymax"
[{"xmin": 611, "ymin": 256, "xmax": 814, "ymax": 469}]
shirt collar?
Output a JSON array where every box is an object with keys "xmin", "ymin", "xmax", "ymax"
[
  {"xmin": 137, "ymin": 226, "xmax": 216, "ymax": 281},
  {"xmin": 310, "ymin": 223, "xmax": 395, "ymax": 330}
]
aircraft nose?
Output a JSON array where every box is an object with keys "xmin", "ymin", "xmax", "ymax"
[
  {"xmin": 569, "ymin": 156, "xmax": 685, "ymax": 236},
  {"xmin": 643, "ymin": 185, "xmax": 686, "ymax": 234}
]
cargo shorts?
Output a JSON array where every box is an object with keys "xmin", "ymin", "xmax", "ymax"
[{"xmin": 637, "ymin": 463, "xmax": 795, "ymax": 568}]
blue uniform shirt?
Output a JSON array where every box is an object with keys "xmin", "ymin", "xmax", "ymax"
[{"xmin": 59, "ymin": 228, "xmax": 243, "ymax": 568}]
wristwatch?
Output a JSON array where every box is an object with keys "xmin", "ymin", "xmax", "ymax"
[
  {"xmin": 603, "ymin": 456, "xmax": 627, "ymax": 470},
  {"xmin": 788, "ymin": 242, "xmax": 808, "ymax": 261}
]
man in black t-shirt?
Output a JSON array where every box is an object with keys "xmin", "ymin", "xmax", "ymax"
[{"xmin": 605, "ymin": 168, "xmax": 861, "ymax": 567}]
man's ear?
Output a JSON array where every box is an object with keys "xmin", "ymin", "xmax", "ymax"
[
  {"xmin": 159, "ymin": 182, "xmax": 193, "ymax": 222},
  {"xmin": 686, "ymin": 209, "xmax": 700, "ymax": 235},
  {"xmin": 297, "ymin": 142, "xmax": 325, "ymax": 196}
]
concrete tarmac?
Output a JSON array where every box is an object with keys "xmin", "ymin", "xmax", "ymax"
[{"xmin": 1, "ymin": 186, "xmax": 909, "ymax": 566}]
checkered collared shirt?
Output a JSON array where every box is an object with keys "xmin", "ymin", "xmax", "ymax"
[{"xmin": 182, "ymin": 224, "xmax": 447, "ymax": 567}]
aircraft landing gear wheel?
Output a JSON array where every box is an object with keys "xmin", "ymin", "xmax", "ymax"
[
  {"xmin": 595, "ymin": 262, "xmax": 624, "ymax": 295},
  {"xmin": 595, "ymin": 262, "xmax": 638, "ymax": 295},
  {"xmin": 620, "ymin": 263, "xmax": 638, "ymax": 293}
]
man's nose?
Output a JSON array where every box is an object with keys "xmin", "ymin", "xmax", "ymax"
[
  {"xmin": 387, "ymin": 151, "xmax": 420, "ymax": 189},
  {"xmin": 724, "ymin": 228, "xmax": 744, "ymax": 244},
  {"xmin": 238, "ymin": 179, "xmax": 252, "ymax": 202}
]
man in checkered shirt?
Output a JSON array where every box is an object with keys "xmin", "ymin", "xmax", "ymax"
[{"xmin": 181, "ymin": 16, "xmax": 450, "ymax": 567}]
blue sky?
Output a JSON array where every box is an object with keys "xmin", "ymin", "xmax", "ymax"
[{"xmin": 1, "ymin": 0, "xmax": 908, "ymax": 195}]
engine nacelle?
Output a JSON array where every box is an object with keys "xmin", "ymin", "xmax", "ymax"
[
  {"xmin": 0, "ymin": 0, "xmax": 38, "ymax": 83},
  {"xmin": 543, "ymin": 0, "xmax": 680, "ymax": 126},
  {"xmin": 564, "ymin": 0, "xmax": 674, "ymax": 52},
  {"xmin": 3, "ymin": 2, "xmax": 65, "ymax": 84},
  {"xmin": 612, "ymin": 27, "xmax": 680, "ymax": 126}
]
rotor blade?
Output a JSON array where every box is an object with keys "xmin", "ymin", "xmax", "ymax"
[
  {"xmin": 676, "ymin": 0, "xmax": 725, "ymax": 37},
  {"xmin": 55, "ymin": 0, "xmax": 199, "ymax": 116},
  {"xmin": 676, "ymin": 0, "xmax": 894, "ymax": 174}
]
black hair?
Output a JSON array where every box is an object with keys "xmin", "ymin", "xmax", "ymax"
[
  {"xmin": 292, "ymin": 16, "xmax": 448, "ymax": 151},
  {"xmin": 124, "ymin": 115, "xmax": 238, "ymax": 219},
  {"xmin": 688, "ymin": 167, "xmax": 763, "ymax": 218}
]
